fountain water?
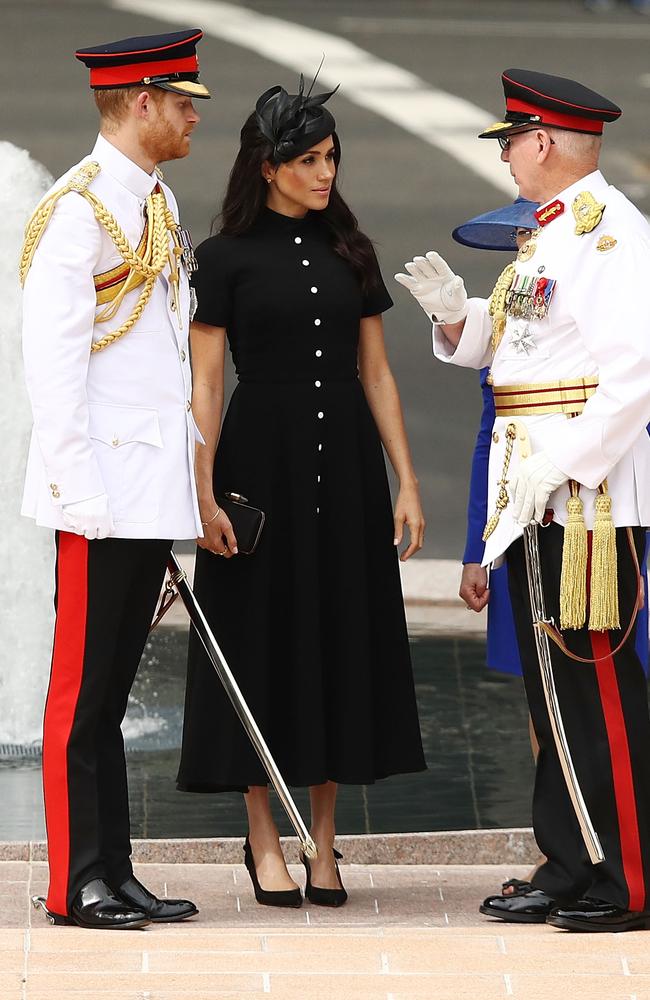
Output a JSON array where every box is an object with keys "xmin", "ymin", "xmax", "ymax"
[
  {"xmin": 0, "ymin": 143, "xmax": 168, "ymax": 758},
  {"xmin": 0, "ymin": 143, "xmax": 54, "ymax": 750}
]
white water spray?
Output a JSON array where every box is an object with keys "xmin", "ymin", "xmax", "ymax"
[{"xmin": 0, "ymin": 143, "xmax": 54, "ymax": 746}]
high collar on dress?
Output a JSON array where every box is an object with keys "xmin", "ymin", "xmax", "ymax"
[
  {"xmin": 259, "ymin": 206, "xmax": 316, "ymax": 231},
  {"xmin": 90, "ymin": 133, "xmax": 158, "ymax": 200}
]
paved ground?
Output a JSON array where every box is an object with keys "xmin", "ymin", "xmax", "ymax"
[{"xmin": 2, "ymin": 861, "xmax": 649, "ymax": 998}]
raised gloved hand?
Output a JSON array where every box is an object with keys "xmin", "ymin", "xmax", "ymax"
[
  {"xmin": 512, "ymin": 453, "xmax": 568, "ymax": 526},
  {"xmin": 61, "ymin": 493, "xmax": 115, "ymax": 540},
  {"xmin": 395, "ymin": 251, "xmax": 468, "ymax": 324}
]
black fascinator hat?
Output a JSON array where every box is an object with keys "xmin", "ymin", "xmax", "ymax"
[{"xmin": 255, "ymin": 68, "xmax": 338, "ymax": 163}]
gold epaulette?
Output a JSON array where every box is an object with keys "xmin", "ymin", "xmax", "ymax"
[
  {"xmin": 572, "ymin": 191, "xmax": 605, "ymax": 236},
  {"xmin": 19, "ymin": 161, "xmax": 101, "ymax": 286}
]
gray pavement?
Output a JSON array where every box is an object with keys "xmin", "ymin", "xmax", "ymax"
[{"xmin": 3, "ymin": 0, "xmax": 649, "ymax": 556}]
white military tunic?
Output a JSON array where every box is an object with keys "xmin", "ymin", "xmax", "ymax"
[
  {"xmin": 434, "ymin": 169, "xmax": 650, "ymax": 566},
  {"xmin": 21, "ymin": 134, "xmax": 203, "ymax": 540}
]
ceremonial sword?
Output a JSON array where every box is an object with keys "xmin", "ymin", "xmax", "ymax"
[
  {"xmin": 153, "ymin": 553, "xmax": 318, "ymax": 860},
  {"xmin": 512, "ymin": 422, "xmax": 604, "ymax": 865}
]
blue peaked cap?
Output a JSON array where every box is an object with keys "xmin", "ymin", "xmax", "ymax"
[{"xmin": 452, "ymin": 197, "xmax": 539, "ymax": 251}]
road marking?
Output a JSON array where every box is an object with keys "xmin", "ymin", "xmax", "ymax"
[
  {"xmin": 339, "ymin": 16, "xmax": 650, "ymax": 40},
  {"xmin": 622, "ymin": 956, "xmax": 631, "ymax": 975},
  {"xmin": 110, "ymin": 0, "xmax": 516, "ymax": 197},
  {"xmin": 504, "ymin": 972, "xmax": 513, "ymax": 995}
]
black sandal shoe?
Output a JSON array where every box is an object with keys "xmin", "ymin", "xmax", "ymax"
[
  {"xmin": 301, "ymin": 848, "xmax": 348, "ymax": 908},
  {"xmin": 243, "ymin": 837, "xmax": 303, "ymax": 908},
  {"xmin": 501, "ymin": 878, "xmax": 534, "ymax": 896}
]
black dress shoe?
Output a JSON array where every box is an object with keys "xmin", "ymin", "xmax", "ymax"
[
  {"xmin": 116, "ymin": 875, "xmax": 198, "ymax": 923},
  {"xmin": 479, "ymin": 888, "xmax": 556, "ymax": 923},
  {"xmin": 300, "ymin": 848, "xmax": 348, "ymax": 908},
  {"xmin": 243, "ymin": 837, "xmax": 303, "ymax": 908},
  {"xmin": 548, "ymin": 897, "xmax": 650, "ymax": 933},
  {"xmin": 31, "ymin": 878, "xmax": 150, "ymax": 928}
]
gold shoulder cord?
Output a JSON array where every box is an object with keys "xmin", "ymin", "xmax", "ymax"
[{"xmin": 19, "ymin": 161, "xmax": 180, "ymax": 354}]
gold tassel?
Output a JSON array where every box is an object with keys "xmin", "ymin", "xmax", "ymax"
[
  {"xmin": 588, "ymin": 484, "xmax": 620, "ymax": 632},
  {"xmin": 559, "ymin": 482, "xmax": 588, "ymax": 630}
]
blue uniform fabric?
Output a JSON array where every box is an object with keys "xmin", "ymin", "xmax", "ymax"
[{"xmin": 464, "ymin": 368, "xmax": 649, "ymax": 675}]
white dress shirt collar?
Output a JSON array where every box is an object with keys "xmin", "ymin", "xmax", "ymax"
[{"xmin": 91, "ymin": 133, "xmax": 158, "ymax": 200}]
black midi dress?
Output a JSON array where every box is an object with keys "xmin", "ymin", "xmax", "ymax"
[{"xmin": 177, "ymin": 207, "xmax": 425, "ymax": 792}]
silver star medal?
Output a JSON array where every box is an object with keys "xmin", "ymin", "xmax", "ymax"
[{"xmin": 509, "ymin": 321, "xmax": 536, "ymax": 355}]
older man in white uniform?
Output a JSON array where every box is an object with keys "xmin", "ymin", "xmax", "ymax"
[
  {"xmin": 397, "ymin": 69, "xmax": 650, "ymax": 932},
  {"xmin": 21, "ymin": 29, "xmax": 211, "ymax": 929}
]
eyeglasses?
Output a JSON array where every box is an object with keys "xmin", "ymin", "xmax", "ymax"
[{"xmin": 497, "ymin": 131, "xmax": 556, "ymax": 151}]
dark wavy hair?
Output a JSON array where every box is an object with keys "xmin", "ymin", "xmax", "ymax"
[{"xmin": 214, "ymin": 113, "xmax": 379, "ymax": 292}]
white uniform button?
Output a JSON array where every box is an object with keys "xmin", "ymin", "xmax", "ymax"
[
  {"xmin": 317, "ymin": 411, "xmax": 324, "ymax": 419},
  {"xmin": 302, "ymin": 259, "xmax": 310, "ymax": 266},
  {"xmin": 311, "ymin": 286, "xmax": 318, "ymax": 293},
  {"xmin": 112, "ymin": 436, "xmax": 119, "ymax": 448},
  {"xmin": 314, "ymin": 380, "xmax": 321, "ymax": 388},
  {"xmin": 314, "ymin": 318, "xmax": 321, "ymax": 326},
  {"xmin": 294, "ymin": 237, "xmax": 302, "ymax": 244},
  {"xmin": 180, "ymin": 349, "xmax": 187, "ymax": 362},
  {"xmin": 315, "ymin": 349, "xmax": 322, "ymax": 357}
]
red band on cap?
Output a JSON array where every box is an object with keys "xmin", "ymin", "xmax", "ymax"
[
  {"xmin": 89, "ymin": 54, "xmax": 197, "ymax": 87},
  {"xmin": 506, "ymin": 97, "xmax": 603, "ymax": 134}
]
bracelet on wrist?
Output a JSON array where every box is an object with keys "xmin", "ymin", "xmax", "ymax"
[{"xmin": 201, "ymin": 505, "xmax": 221, "ymax": 527}]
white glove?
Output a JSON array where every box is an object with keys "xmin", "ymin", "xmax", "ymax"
[
  {"xmin": 61, "ymin": 493, "xmax": 115, "ymax": 540},
  {"xmin": 512, "ymin": 453, "xmax": 569, "ymax": 525},
  {"xmin": 395, "ymin": 251, "xmax": 468, "ymax": 324}
]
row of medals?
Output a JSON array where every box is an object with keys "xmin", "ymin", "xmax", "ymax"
[{"xmin": 507, "ymin": 227, "xmax": 555, "ymax": 322}]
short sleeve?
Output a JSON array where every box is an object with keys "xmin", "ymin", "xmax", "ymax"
[
  {"xmin": 361, "ymin": 245, "xmax": 393, "ymax": 317},
  {"xmin": 191, "ymin": 236, "xmax": 233, "ymax": 328}
]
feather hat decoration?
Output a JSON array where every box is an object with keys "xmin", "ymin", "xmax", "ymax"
[{"xmin": 255, "ymin": 65, "xmax": 339, "ymax": 162}]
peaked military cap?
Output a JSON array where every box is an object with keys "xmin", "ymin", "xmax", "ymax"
[
  {"xmin": 75, "ymin": 28, "xmax": 210, "ymax": 99},
  {"xmin": 479, "ymin": 69, "xmax": 620, "ymax": 139}
]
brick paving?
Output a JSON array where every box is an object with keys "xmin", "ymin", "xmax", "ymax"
[{"xmin": 0, "ymin": 860, "xmax": 649, "ymax": 998}]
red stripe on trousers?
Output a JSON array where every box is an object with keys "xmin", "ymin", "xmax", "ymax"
[
  {"xmin": 43, "ymin": 533, "xmax": 88, "ymax": 916},
  {"xmin": 591, "ymin": 629, "xmax": 646, "ymax": 911}
]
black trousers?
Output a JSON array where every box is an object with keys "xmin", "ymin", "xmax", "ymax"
[
  {"xmin": 507, "ymin": 524, "xmax": 650, "ymax": 910},
  {"xmin": 43, "ymin": 532, "xmax": 171, "ymax": 916}
]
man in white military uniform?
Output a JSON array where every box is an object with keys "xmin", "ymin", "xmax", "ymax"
[
  {"xmin": 21, "ymin": 29, "xmax": 211, "ymax": 930},
  {"xmin": 397, "ymin": 69, "xmax": 650, "ymax": 932}
]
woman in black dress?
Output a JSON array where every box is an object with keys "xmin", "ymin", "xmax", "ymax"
[{"xmin": 178, "ymin": 79, "xmax": 426, "ymax": 907}]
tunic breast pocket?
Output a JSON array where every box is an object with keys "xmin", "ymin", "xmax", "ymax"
[{"xmin": 88, "ymin": 402, "xmax": 163, "ymax": 523}]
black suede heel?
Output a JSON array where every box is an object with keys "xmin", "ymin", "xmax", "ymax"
[
  {"xmin": 243, "ymin": 837, "xmax": 303, "ymax": 908},
  {"xmin": 301, "ymin": 848, "xmax": 348, "ymax": 907}
]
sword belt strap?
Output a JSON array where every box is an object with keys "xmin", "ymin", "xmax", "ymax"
[{"xmin": 493, "ymin": 375, "xmax": 598, "ymax": 417}]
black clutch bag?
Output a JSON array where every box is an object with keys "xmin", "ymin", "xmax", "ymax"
[{"xmin": 216, "ymin": 492, "xmax": 265, "ymax": 554}]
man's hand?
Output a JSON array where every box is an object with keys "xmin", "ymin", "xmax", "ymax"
[
  {"xmin": 61, "ymin": 493, "xmax": 115, "ymax": 540},
  {"xmin": 395, "ymin": 251, "xmax": 468, "ymax": 324},
  {"xmin": 512, "ymin": 453, "xmax": 568, "ymax": 525},
  {"xmin": 459, "ymin": 563, "xmax": 490, "ymax": 612}
]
